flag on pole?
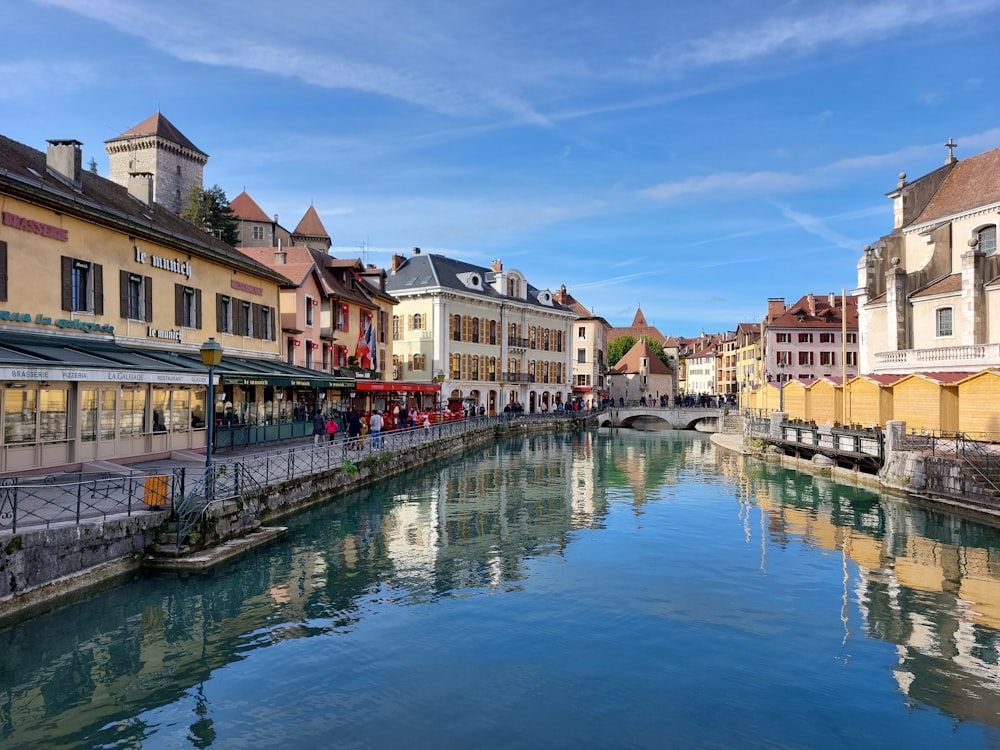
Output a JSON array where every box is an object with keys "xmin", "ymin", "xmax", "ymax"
[
  {"xmin": 354, "ymin": 320, "xmax": 371, "ymax": 367},
  {"xmin": 365, "ymin": 316, "xmax": 378, "ymax": 371}
]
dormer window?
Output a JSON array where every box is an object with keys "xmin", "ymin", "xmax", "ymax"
[
  {"xmin": 457, "ymin": 272, "xmax": 483, "ymax": 290},
  {"xmin": 538, "ymin": 290, "xmax": 553, "ymax": 306}
]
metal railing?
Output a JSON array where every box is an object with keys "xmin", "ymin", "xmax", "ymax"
[
  {"xmin": 745, "ymin": 418, "xmax": 884, "ymax": 463},
  {"xmin": 0, "ymin": 469, "xmax": 182, "ymax": 535}
]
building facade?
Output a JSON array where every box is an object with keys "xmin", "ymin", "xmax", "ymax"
[
  {"xmin": 0, "ymin": 132, "xmax": 317, "ymax": 473},
  {"xmin": 857, "ymin": 141, "xmax": 1000, "ymax": 374},
  {"xmin": 762, "ymin": 294, "xmax": 859, "ymax": 389},
  {"xmin": 386, "ymin": 250, "xmax": 576, "ymax": 414}
]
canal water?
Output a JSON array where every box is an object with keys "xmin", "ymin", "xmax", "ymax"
[{"xmin": 2, "ymin": 430, "xmax": 1000, "ymax": 749}]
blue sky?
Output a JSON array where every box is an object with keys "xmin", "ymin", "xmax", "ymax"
[{"xmin": 6, "ymin": 0, "xmax": 1000, "ymax": 335}]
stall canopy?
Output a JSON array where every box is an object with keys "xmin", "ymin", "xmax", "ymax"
[{"xmin": 0, "ymin": 331, "xmax": 354, "ymax": 388}]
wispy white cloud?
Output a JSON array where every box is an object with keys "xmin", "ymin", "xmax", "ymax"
[
  {"xmin": 637, "ymin": 171, "xmax": 802, "ymax": 201},
  {"xmin": 0, "ymin": 59, "xmax": 97, "ymax": 99},
  {"xmin": 649, "ymin": 0, "xmax": 1000, "ymax": 71},
  {"xmin": 774, "ymin": 204, "xmax": 860, "ymax": 251}
]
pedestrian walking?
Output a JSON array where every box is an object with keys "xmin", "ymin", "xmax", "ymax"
[
  {"xmin": 370, "ymin": 410, "xmax": 384, "ymax": 449},
  {"xmin": 312, "ymin": 412, "xmax": 326, "ymax": 446}
]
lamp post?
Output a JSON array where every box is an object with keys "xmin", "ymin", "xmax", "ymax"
[
  {"xmin": 436, "ymin": 370, "xmax": 445, "ymax": 424},
  {"xmin": 778, "ymin": 359, "xmax": 785, "ymax": 413},
  {"xmin": 200, "ymin": 338, "xmax": 223, "ymax": 469}
]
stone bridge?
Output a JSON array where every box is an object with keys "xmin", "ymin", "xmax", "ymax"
[{"xmin": 591, "ymin": 406, "xmax": 726, "ymax": 431}]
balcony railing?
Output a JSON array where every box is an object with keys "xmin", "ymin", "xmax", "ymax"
[
  {"xmin": 502, "ymin": 372, "xmax": 534, "ymax": 383},
  {"xmin": 873, "ymin": 343, "xmax": 1000, "ymax": 372},
  {"xmin": 507, "ymin": 337, "xmax": 530, "ymax": 348}
]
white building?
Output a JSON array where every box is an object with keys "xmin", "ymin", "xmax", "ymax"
[
  {"xmin": 857, "ymin": 140, "xmax": 1000, "ymax": 374},
  {"xmin": 386, "ymin": 250, "xmax": 577, "ymax": 414}
]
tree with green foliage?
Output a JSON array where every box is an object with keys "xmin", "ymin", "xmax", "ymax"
[
  {"xmin": 181, "ymin": 185, "xmax": 239, "ymax": 246},
  {"xmin": 607, "ymin": 335, "xmax": 635, "ymax": 367},
  {"xmin": 607, "ymin": 334, "xmax": 672, "ymax": 369}
]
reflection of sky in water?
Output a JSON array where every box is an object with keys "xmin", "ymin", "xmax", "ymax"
[{"xmin": 1, "ymin": 430, "xmax": 999, "ymax": 749}]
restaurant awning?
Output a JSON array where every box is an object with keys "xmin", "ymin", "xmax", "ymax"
[{"xmin": 354, "ymin": 382, "xmax": 442, "ymax": 393}]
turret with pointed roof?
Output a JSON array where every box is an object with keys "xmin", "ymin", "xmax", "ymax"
[
  {"xmin": 292, "ymin": 205, "xmax": 331, "ymax": 252},
  {"xmin": 104, "ymin": 112, "xmax": 207, "ymax": 215},
  {"xmin": 607, "ymin": 306, "xmax": 667, "ymax": 345}
]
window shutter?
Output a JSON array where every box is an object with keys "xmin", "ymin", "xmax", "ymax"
[
  {"xmin": 195, "ymin": 288, "xmax": 202, "ymax": 329},
  {"xmin": 175, "ymin": 283, "xmax": 184, "ymax": 326},
  {"xmin": 119, "ymin": 270, "xmax": 129, "ymax": 318},
  {"xmin": 0, "ymin": 241, "xmax": 7, "ymax": 301},
  {"xmin": 62, "ymin": 256, "xmax": 74, "ymax": 311},
  {"xmin": 217, "ymin": 294, "xmax": 225, "ymax": 331},
  {"xmin": 143, "ymin": 276, "xmax": 153, "ymax": 322},
  {"xmin": 93, "ymin": 263, "xmax": 103, "ymax": 315},
  {"xmin": 252, "ymin": 303, "xmax": 263, "ymax": 339}
]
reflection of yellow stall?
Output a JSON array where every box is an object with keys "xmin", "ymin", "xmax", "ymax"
[
  {"xmin": 890, "ymin": 372, "xmax": 966, "ymax": 434},
  {"xmin": 806, "ymin": 378, "xmax": 839, "ymax": 425},
  {"xmin": 956, "ymin": 369, "xmax": 1000, "ymax": 437}
]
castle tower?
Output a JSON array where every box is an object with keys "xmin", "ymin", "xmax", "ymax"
[{"xmin": 104, "ymin": 112, "xmax": 207, "ymax": 214}]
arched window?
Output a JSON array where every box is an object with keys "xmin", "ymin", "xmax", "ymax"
[
  {"xmin": 472, "ymin": 317, "xmax": 480, "ymax": 343},
  {"xmin": 412, "ymin": 313, "xmax": 423, "ymax": 330},
  {"xmin": 489, "ymin": 319, "xmax": 497, "ymax": 345},
  {"xmin": 453, "ymin": 314, "xmax": 462, "ymax": 341},
  {"xmin": 978, "ymin": 225, "xmax": 997, "ymax": 255}
]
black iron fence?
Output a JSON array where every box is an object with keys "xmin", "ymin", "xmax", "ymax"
[{"xmin": 0, "ymin": 469, "xmax": 183, "ymax": 535}]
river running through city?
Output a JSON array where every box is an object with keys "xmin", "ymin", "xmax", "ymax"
[{"xmin": 2, "ymin": 429, "xmax": 1000, "ymax": 749}]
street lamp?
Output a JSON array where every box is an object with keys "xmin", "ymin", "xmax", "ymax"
[
  {"xmin": 200, "ymin": 337, "xmax": 223, "ymax": 468},
  {"xmin": 778, "ymin": 359, "xmax": 785, "ymax": 413}
]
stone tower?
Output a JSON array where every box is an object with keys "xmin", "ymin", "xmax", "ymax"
[{"xmin": 104, "ymin": 112, "xmax": 207, "ymax": 214}]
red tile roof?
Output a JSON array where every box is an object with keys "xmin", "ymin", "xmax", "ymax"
[
  {"xmin": 294, "ymin": 205, "xmax": 329, "ymax": 238},
  {"xmin": 230, "ymin": 191, "xmax": 271, "ymax": 222},
  {"xmin": 911, "ymin": 273, "xmax": 962, "ymax": 298},
  {"xmin": 912, "ymin": 145, "xmax": 1000, "ymax": 226}
]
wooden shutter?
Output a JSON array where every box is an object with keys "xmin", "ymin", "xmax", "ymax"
[
  {"xmin": 93, "ymin": 263, "xmax": 103, "ymax": 315},
  {"xmin": 143, "ymin": 276, "xmax": 153, "ymax": 322},
  {"xmin": 217, "ymin": 294, "xmax": 226, "ymax": 331},
  {"xmin": 119, "ymin": 270, "xmax": 129, "ymax": 318},
  {"xmin": 62, "ymin": 257, "xmax": 74, "ymax": 311},
  {"xmin": 195, "ymin": 288, "xmax": 202, "ymax": 329},
  {"xmin": 174, "ymin": 283, "xmax": 184, "ymax": 326},
  {"xmin": 0, "ymin": 241, "xmax": 7, "ymax": 301}
]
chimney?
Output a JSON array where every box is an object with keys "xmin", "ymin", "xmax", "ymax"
[
  {"xmin": 274, "ymin": 214, "xmax": 279, "ymax": 224},
  {"xmin": 491, "ymin": 259, "xmax": 503, "ymax": 272},
  {"xmin": 807, "ymin": 293, "xmax": 815, "ymax": 316},
  {"xmin": 766, "ymin": 297, "xmax": 785, "ymax": 323},
  {"xmin": 46, "ymin": 139, "xmax": 83, "ymax": 190},
  {"xmin": 828, "ymin": 292, "xmax": 836, "ymax": 306},
  {"xmin": 391, "ymin": 253, "xmax": 407, "ymax": 273},
  {"xmin": 413, "ymin": 247, "xmax": 421, "ymax": 255},
  {"xmin": 127, "ymin": 172, "xmax": 154, "ymax": 206},
  {"xmin": 274, "ymin": 237, "xmax": 285, "ymax": 263}
]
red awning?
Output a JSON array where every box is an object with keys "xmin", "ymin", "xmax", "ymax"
[{"xmin": 354, "ymin": 382, "xmax": 441, "ymax": 393}]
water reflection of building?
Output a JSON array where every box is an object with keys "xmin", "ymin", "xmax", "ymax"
[{"xmin": 732, "ymin": 459, "xmax": 1000, "ymax": 727}]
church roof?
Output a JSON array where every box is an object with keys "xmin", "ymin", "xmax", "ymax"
[
  {"xmin": 911, "ymin": 145, "xmax": 1000, "ymax": 226},
  {"xmin": 105, "ymin": 112, "xmax": 206, "ymax": 156},
  {"xmin": 631, "ymin": 307, "xmax": 649, "ymax": 327},
  {"xmin": 293, "ymin": 205, "xmax": 329, "ymax": 238},
  {"xmin": 229, "ymin": 191, "xmax": 271, "ymax": 222}
]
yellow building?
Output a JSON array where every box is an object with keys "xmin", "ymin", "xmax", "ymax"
[
  {"xmin": 0, "ymin": 132, "xmax": 332, "ymax": 473},
  {"xmin": 956, "ymin": 369, "xmax": 1000, "ymax": 437}
]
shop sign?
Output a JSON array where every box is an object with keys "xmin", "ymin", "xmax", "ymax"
[
  {"xmin": 148, "ymin": 326, "xmax": 182, "ymax": 342},
  {"xmin": 0, "ymin": 309, "xmax": 114, "ymax": 335},
  {"xmin": 0, "ymin": 366, "xmax": 208, "ymax": 385},
  {"xmin": 134, "ymin": 247, "xmax": 192, "ymax": 278},
  {"xmin": 232, "ymin": 279, "xmax": 263, "ymax": 296},
  {"xmin": 2, "ymin": 211, "xmax": 68, "ymax": 242}
]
